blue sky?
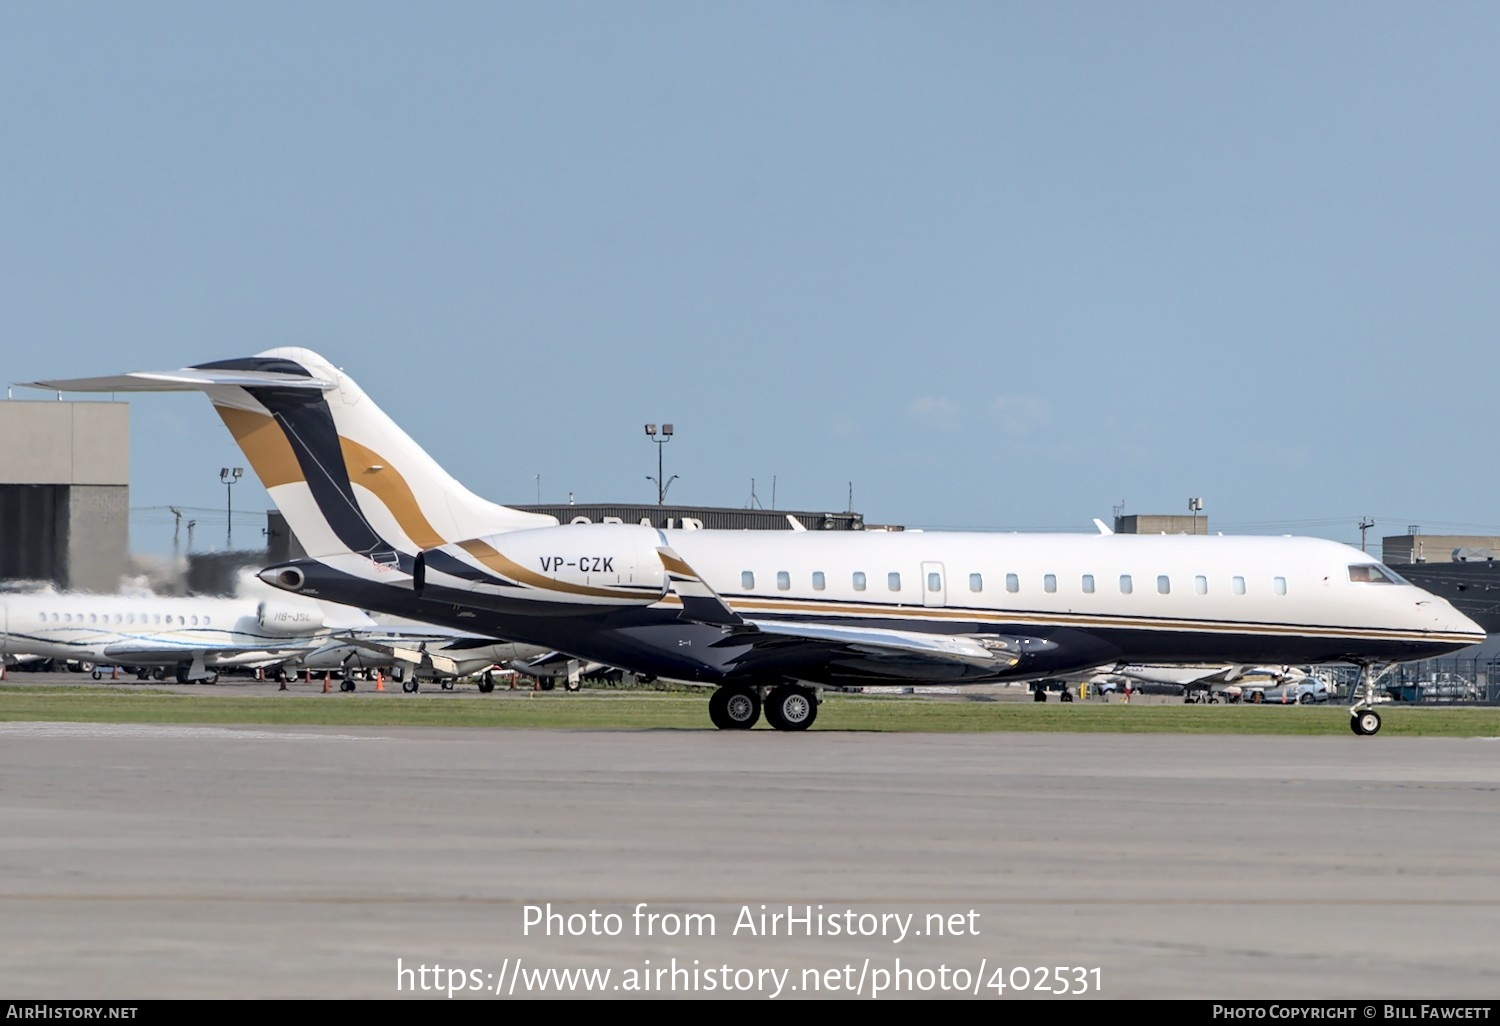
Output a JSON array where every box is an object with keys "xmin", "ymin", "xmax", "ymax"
[{"xmin": 3, "ymin": 2, "xmax": 1496, "ymax": 558}]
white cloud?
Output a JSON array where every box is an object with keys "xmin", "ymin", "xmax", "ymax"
[{"xmin": 907, "ymin": 396, "xmax": 963, "ymax": 431}]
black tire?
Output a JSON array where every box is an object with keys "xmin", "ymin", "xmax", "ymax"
[
  {"xmin": 709, "ymin": 685, "xmax": 760, "ymax": 730},
  {"xmin": 402, "ymin": 679, "xmax": 418, "ymax": 693},
  {"xmin": 477, "ymin": 676, "xmax": 495, "ymax": 694},
  {"xmin": 539, "ymin": 679, "xmax": 556, "ymax": 691},
  {"xmin": 763, "ymin": 685, "xmax": 817, "ymax": 731},
  {"xmin": 565, "ymin": 677, "xmax": 582, "ymax": 693},
  {"xmin": 1353, "ymin": 709, "xmax": 1381, "ymax": 736},
  {"xmin": 340, "ymin": 679, "xmax": 355, "ymax": 693},
  {"xmin": 1298, "ymin": 692, "xmax": 1315, "ymax": 705},
  {"xmin": 78, "ymin": 661, "xmax": 95, "ymax": 674},
  {"xmin": 91, "ymin": 669, "xmax": 102, "ymax": 680}
]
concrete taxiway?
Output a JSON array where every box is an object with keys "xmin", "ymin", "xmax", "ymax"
[{"xmin": 1, "ymin": 706, "xmax": 1498, "ymax": 1001}]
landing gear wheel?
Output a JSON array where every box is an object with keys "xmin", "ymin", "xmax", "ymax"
[
  {"xmin": 1208, "ymin": 694, "xmax": 1220, "ymax": 704},
  {"xmin": 91, "ymin": 669, "xmax": 102, "ymax": 680},
  {"xmin": 440, "ymin": 680, "xmax": 453, "ymax": 691},
  {"xmin": 565, "ymin": 677, "xmax": 582, "ymax": 693},
  {"xmin": 709, "ymin": 685, "xmax": 761, "ymax": 730},
  {"xmin": 339, "ymin": 679, "xmax": 355, "ymax": 693},
  {"xmin": 478, "ymin": 674, "xmax": 496, "ymax": 694},
  {"xmin": 402, "ymin": 679, "xmax": 418, "ymax": 693},
  {"xmin": 1351, "ymin": 709, "xmax": 1382, "ymax": 736},
  {"xmin": 763, "ymin": 685, "xmax": 817, "ymax": 731}
]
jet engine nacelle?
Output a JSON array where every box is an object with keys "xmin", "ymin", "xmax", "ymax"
[
  {"xmin": 419, "ymin": 523, "xmax": 668, "ymax": 607},
  {"xmin": 257, "ymin": 600, "xmax": 326, "ymax": 636}
]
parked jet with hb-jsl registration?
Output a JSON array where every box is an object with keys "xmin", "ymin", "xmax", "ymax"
[{"xmin": 30, "ymin": 349, "xmax": 1485, "ymax": 735}]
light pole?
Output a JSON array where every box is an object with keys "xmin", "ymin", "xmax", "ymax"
[
  {"xmin": 644, "ymin": 423, "xmax": 678, "ymax": 505},
  {"xmin": 1188, "ymin": 496, "xmax": 1203, "ymax": 535},
  {"xmin": 221, "ymin": 467, "xmax": 243, "ymax": 548}
]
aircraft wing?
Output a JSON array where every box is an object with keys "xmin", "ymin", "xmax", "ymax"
[
  {"xmin": 326, "ymin": 633, "xmax": 463, "ymax": 676},
  {"xmin": 100, "ymin": 640, "xmax": 315, "ymax": 664},
  {"xmin": 658, "ymin": 544, "xmax": 1050, "ymax": 679}
]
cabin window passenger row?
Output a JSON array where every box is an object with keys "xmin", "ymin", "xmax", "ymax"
[
  {"xmin": 1005, "ymin": 573, "xmax": 1019, "ymax": 593},
  {"xmin": 1157, "ymin": 575, "xmax": 1170, "ymax": 595},
  {"xmin": 1120, "ymin": 575, "xmax": 1133, "ymax": 594},
  {"xmin": 969, "ymin": 573, "xmax": 982, "ymax": 592},
  {"xmin": 927, "ymin": 572, "xmax": 941, "ymax": 592},
  {"xmin": 741, "ymin": 571, "xmax": 754, "ymax": 589},
  {"xmin": 1082, "ymin": 574, "xmax": 1095, "ymax": 593},
  {"xmin": 853, "ymin": 572, "xmax": 866, "ymax": 591},
  {"xmin": 777, "ymin": 571, "xmax": 790, "ymax": 591},
  {"xmin": 888, "ymin": 572, "xmax": 901, "ymax": 591},
  {"xmin": 812, "ymin": 571, "xmax": 825, "ymax": 591}
]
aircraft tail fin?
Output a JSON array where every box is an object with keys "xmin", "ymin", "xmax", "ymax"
[{"xmin": 29, "ymin": 348, "xmax": 557, "ymax": 564}]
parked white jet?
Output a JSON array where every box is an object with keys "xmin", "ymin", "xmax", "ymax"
[
  {"xmin": 269, "ymin": 623, "xmax": 557, "ymax": 692},
  {"xmin": 0, "ymin": 588, "xmax": 373, "ymax": 682},
  {"xmin": 31, "ymin": 349, "xmax": 1485, "ymax": 734},
  {"xmin": 1077, "ymin": 663, "xmax": 1318, "ymax": 703}
]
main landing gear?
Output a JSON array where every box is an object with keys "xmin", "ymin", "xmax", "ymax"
[
  {"xmin": 708, "ymin": 683, "xmax": 819, "ymax": 731},
  {"xmin": 1348, "ymin": 661, "xmax": 1388, "ymax": 736}
]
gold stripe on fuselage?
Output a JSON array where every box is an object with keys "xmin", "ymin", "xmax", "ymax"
[{"xmin": 456, "ymin": 539, "xmax": 657, "ymax": 601}]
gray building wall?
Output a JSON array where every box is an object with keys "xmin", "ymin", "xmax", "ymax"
[
  {"xmin": 0, "ymin": 401, "xmax": 129, "ymax": 592},
  {"xmin": 1382, "ymin": 535, "xmax": 1500, "ymax": 565},
  {"xmin": 1114, "ymin": 514, "xmax": 1210, "ymax": 535}
]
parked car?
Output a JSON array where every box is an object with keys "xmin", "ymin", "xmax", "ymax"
[{"xmin": 1243, "ymin": 679, "xmax": 1336, "ymax": 705}]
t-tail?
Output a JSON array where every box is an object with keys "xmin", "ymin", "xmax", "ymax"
[{"xmin": 29, "ymin": 347, "xmax": 558, "ymax": 579}]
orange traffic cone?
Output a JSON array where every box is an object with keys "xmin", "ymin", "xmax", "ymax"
[
  {"xmin": 111, "ymin": 665, "xmax": 119, "ymax": 680},
  {"xmin": 321, "ymin": 674, "xmax": 331, "ymax": 694},
  {"xmin": 375, "ymin": 670, "xmax": 385, "ymax": 692}
]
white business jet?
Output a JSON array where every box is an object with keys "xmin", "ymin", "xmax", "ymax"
[
  {"xmin": 29, "ymin": 349, "xmax": 1484, "ymax": 734},
  {"xmin": 0, "ymin": 587, "xmax": 371, "ymax": 683}
]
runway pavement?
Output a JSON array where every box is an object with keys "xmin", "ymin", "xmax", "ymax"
[{"xmin": 1, "ymin": 700, "xmax": 1498, "ymax": 1001}]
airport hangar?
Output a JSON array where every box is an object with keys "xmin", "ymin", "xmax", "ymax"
[{"xmin": 5, "ymin": 396, "xmax": 1500, "ymax": 656}]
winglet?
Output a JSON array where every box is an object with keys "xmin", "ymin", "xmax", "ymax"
[
  {"xmin": 1093, "ymin": 518, "xmax": 1114, "ymax": 535},
  {"xmin": 657, "ymin": 545, "xmax": 746, "ymax": 628}
]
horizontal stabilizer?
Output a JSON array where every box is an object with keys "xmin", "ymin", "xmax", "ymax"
[{"xmin": 25, "ymin": 368, "xmax": 335, "ymax": 393}]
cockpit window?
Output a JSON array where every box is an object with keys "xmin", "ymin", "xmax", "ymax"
[{"xmin": 1348, "ymin": 563, "xmax": 1405, "ymax": 584}]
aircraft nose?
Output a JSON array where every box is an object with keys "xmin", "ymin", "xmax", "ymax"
[{"xmin": 1427, "ymin": 600, "xmax": 1487, "ymax": 644}]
